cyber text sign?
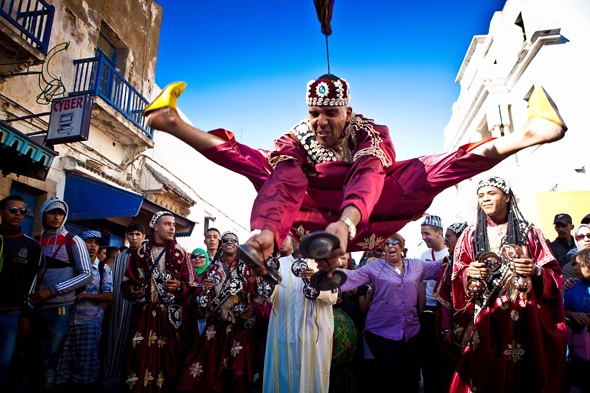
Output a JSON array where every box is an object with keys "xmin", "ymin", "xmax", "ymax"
[{"xmin": 47, "ymin": 95, "xmax": 93, "ymax": 144}]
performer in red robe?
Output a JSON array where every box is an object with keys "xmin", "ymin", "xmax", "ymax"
[
  {"xmin": 450, "ymin": 176, "xmax": 566, "ymax": 393},
  {"xmin": 144, "ymin": 77, "xmax": 566, "ymax": 271},
  {"xmin": 121, "ymin": 211, "xmax": 197, "ymax": 393},
  {"xmin": 177, "ymin": 231, "xmax": 272, "ymax": 393}
]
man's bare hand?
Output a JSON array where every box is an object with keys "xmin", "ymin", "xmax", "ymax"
[
  {"xmin": 513, "ymin": 258, "xmax": 535, "ymax": 276},
  {"xmin": 300, "ymin": 267, "xmax": 317, "ymax": 280},
  {"xmin": 241, "ymin": 306, "xmax": 254, "ymax": 320},
  {"xmin": 201, "ymin": 279, "xmax": 214, "ymax": 291},
  {"xmin": 244, "ymin": 229, "xmax": 276, "ymax": 277},
  {"xmin": 17, "ymin": 317, "xmax": 30, "ymax": 338},
  {"xmin": 130, "ymin": 287, "xmax": 145, "ymax": 299},
  {"xmin": 316, "ymin": 220, "xmax": 348, "ymax": 275},
  {"xmin": 564, "ymin": 278, "xmax": 577, "ymax": 290},
  {"xmin": 24, "ymin": 288, "xmax": 52, "ymax": 306},
  {"xmin": 165, "ymin": 279, "xmax": 181, "ymax": 292},
  {"xmin": 571, "ymin": 311, "xmax": 590, "ymax": 326},
  {"xmin": 442, "ymin": 331, "xmax": 454, "ymax": 346},
  {"xmin": 467, "ymin": 262, "xmax": 490, "ymax": 279}
]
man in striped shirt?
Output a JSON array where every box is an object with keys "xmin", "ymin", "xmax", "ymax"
[{"xmin": 25, "ymin": 197, "xmax": 92, "ymax": 392}]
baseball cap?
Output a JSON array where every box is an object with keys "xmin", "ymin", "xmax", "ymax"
[
  {"xmin": 80, "ymin": 230, "xmax": 109, "ymax": 246},
  {"xmin": 553, "ymin": 214, "xmax": 572, "ymax": 225}
]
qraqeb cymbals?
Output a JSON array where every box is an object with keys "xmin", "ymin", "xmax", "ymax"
[
  {"xmin": 236, "ymin": 243, "xmax": 282, "ymax": 285},
  {"xmin": 299, "ymin": 231, "xmax": 347, "ymax": 290}
]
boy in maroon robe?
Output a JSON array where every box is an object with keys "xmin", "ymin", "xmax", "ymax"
[
  {"xmin": 451, "ymin": 176, "xmax": 566, "ymax": 393},
  {"xmin": 121, "ymin": 211, "xmax": 197, "ymax": 392}
]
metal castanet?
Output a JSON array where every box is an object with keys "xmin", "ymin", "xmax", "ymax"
[
  {"xmin": 300, "ymin": 231, "xmax": 347, "ymax": 290},
  {"xmin": 236, "ymin": 243, "xmax": 282, "ymax": 285},
  {"xmin": 466, "ymin": 251, "xmax": 502, "ymax": 297},
  {"xmin": 299, "ymin": 231, "xmax": 340, "ymax": 260}
]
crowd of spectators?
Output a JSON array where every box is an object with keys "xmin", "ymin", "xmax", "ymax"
[{"xmin": 0, "ymin": 190, "xmax": 589, "ymax": 393}]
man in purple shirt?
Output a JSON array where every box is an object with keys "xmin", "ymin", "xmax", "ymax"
[{"xmin": 339, "ymin": 233, "xmax": 441, "ymax": 393}]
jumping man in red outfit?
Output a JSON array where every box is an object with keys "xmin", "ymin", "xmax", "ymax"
[{"xmin": 143, "ymin": 75, "xmax": 566, "ymax": 274}]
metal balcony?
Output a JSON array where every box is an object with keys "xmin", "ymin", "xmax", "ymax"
[
  {"xmin": 71, "ymin": 53, "xmax": 153, "ymax": 140},
  {"xmin": 0, "ymin": 0, "xmax": 53, "ymax": 55}
]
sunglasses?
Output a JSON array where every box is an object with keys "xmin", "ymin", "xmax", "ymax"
[
  {"xmin": 7, "ymin": 206, "xmax": 27, "ymax": 215},
  {"xmin": 444, "ymin": 236, "xmax": 457, "ymax": 242},
  {"xmin": 384, "ymin": 239, "xmax": 400, "ymax": 247},
  {"xmin": 575, "ymin": 233, "xmax": 590, "ymax": 241},
  {"xmin": 191, "ymin": 253, "xmax": 206, "ymax": 259},
  {"xmin": 222, "ymin": 237, "xmax": 238, "ymax": 244}
]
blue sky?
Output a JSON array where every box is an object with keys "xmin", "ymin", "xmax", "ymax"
[{"xmin": 154, "ymin": 0, "xmax": 505, "ymax": 159}]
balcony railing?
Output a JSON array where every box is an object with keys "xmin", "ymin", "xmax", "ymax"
[
  {"xmin": 0, "ymin": 0, "xmax": 54, "ymax": 55},
  {"xmin": 71, "ymin": 53, "xmax": 153, "ymax": 139}
]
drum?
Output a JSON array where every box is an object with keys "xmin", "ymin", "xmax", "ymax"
[{"xmin": 332, "ymin": 309, "xmax": 358, "ymax": 365}]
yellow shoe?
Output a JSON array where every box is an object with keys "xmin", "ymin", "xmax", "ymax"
[
  {"xmin": 142, "ymin": 82, "xmax": 187, "ymax": 116},
  {"xmin": 528, "ymin": 86, "xmax": 567, "ymax": 131}
]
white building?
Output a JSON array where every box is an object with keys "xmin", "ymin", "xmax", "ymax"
[
  {"xmin": 430, "ymin": 0, "xmax": 590, "ymax": 241},
  {"xmin": 145, "ymin": 104, "xmax": 257, "ymax": 250}
]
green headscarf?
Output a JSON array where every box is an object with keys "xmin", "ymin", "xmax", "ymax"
[{"xmin": 191, "ymin": 248, "xmax": 210, "ymax": 276}]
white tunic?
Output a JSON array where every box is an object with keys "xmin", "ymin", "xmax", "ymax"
[{"xmin": 262, "ymin": 255, "xmax": 338, "ymax": 393}]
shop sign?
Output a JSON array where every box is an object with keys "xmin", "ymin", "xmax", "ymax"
[{"xmin": 47, "ymin": 95, "xmax": 93, "ymax": 144}]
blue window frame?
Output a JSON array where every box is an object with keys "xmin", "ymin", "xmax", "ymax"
[{"xmin": 97, "ymin": 33, "xmax": 117, "ymax": 65}]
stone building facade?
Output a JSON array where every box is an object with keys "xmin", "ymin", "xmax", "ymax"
[{"xmin": 0, "ymin": 0, "xmax": 204, "ymax": 246}]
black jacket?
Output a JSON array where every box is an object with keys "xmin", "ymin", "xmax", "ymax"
[{"xmin": 0, "ymin": 226, "xmax": 42, "ymax": 315}]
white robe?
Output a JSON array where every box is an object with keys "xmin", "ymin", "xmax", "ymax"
[{"xmin": 262, "ymin": 255, "xmax": 337, "ymax": 393}]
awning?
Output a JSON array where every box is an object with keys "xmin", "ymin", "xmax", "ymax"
[
  {"xmin": 65, "ymin": 173, "xmax": 144, "ymax": 220},
  {"xmin": 0, "ymin": 120, "xmax": 58, "ymax": 181},
  {"xmin": 65, "ymin": 173, "xmax": 195, "ymax": 237}
]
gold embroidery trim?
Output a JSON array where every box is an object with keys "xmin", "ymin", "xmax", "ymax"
[
  {"xmin": 504, "ymin": 340, "xmax": 524, "ymax": 363},
  {"xmin": 350, "ymin": 116, "xmax": 392, "ymax": 168},
  {"xmin": 268, "ymin": 154, "xmax": 297, "ymax": 169},
  {"xmin": 356, "ymin": 233, "xmax": 384, "ymax": 250},
  {"xmin": 292, "ymin": 225, "xmax": 310, "ymax": 239}
]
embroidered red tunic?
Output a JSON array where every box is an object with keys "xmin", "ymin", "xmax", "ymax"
[
  {"xmin": 450, "ymin": 224, "xmax": 566, "ymax": 393},
  {"xmin": 121, "ymin": 241, "xmax": 197, "ymax": 393},
  {"xmin": 177, "ymin": 258, "xmax": 270, "ymax": 392},
  {"xmin": 201, "ymin": 114, "xmax": 500, "ymax": 251}
]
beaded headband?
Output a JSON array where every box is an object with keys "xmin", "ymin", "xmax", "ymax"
[
  {"xmin": 150, "ymin": 211, "xmax": 173, "ymax": 228},
  {"xmin": 221, "ymin": 230, "xmax": 239, "ymax": 243},
  {"xmin": 306, "ymin": 75, "xmax": 350, "ymax": 106},
  {"xmin": 447, "ymin": 222, "xmax": 468, "ymax": 236},
  {"xmin": 477, "ymin": 176, "xmax": 511, "ymax": 195},
  {"xmin": 421, "ymin": 215, "xmax": 442, "ymax": 229}
]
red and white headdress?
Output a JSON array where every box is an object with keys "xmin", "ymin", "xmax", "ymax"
[{"xmin": 306, "ymin": 74, "xmax": 350, "ymax": 106}]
